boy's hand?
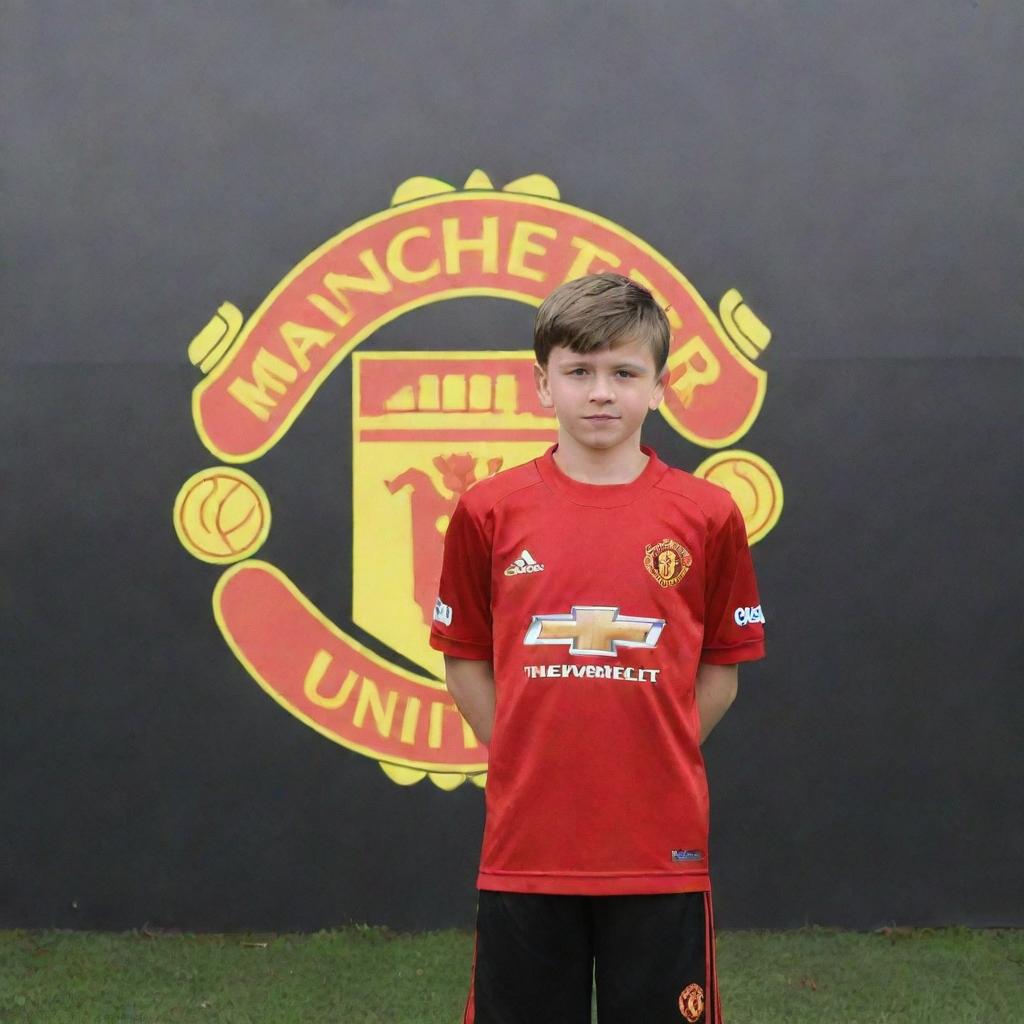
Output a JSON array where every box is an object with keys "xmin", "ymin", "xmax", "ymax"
[{"xmin": 695, "ymin": 663, "xmax": 739, "ymax": 743}]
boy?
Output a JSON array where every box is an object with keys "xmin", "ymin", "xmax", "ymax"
[{"xmin": 430, "ymin": 273, "xmax": 766, "ymax": 1024}]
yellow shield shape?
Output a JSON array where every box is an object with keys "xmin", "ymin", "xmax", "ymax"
[{"xmin": 352, "ymin": 351, "xmax": 557, "ymax": 678}]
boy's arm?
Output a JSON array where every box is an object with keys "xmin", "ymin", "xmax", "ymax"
[
  {"xmin": 444, "ymin": 655, "xmax": 496, "ymax": 746},
  {"xmin": 696, "ymin": 662, "xmax": 739, "ymax": 744}
]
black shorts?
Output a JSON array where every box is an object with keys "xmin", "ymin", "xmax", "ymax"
[{"xmin": 464, "ymin": 890, "xmax": 722, "ymax": 1024}]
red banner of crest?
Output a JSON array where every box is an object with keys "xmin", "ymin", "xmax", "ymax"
[
  {"xmin": 193, "ymin": 191, "xmax": 767, "ymax": 462},
  {"xmin": 214, "ymin": 561, "xmax": 486, "ymax": 774}
]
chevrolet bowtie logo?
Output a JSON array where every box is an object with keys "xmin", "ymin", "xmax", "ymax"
[{"xmin": 524, "ymin": 606, "xmax": 665, "ymax": 657}]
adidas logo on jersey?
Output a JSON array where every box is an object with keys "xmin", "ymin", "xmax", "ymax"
[{"xmin": 504, "ymin": 549, "xmax": 545, "ymax": 576}]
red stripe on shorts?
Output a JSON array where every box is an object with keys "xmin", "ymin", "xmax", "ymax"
[
  {"xmin": 463, "ymin": 932, "xmax": 478, "ymax": 1024},
  {"xmin": 705, "ymin": 889, "xmax": 723, "ymax": 1024}
]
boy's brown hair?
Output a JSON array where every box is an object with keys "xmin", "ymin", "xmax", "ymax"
[{"xmin": 533, "ymin": 273, "xmax": 671, "ymax": 371}]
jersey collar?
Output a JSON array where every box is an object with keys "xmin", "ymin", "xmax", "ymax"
[{"xmin": 535, "ymin": 444, "xmax": 667, "ymax": 508}]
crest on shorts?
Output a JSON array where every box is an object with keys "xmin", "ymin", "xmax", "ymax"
[
  {"xmin": 644, "ymin": 539, "xmax": 693, "ymax": 588},
  {"xmin": 679, "ymin": 982, "xmax": 705, "ymax": 1022}
]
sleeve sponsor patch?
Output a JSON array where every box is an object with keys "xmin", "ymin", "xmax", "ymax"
[
  {"xmin": 433, "ymin": 597, "xmax": 453, "ymax": 626},
  {"xmin": 733, "ymin": 604, "xmax": 765, "ymax": 627}
]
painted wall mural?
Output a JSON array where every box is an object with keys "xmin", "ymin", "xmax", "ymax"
[{"xmin": 172, "ymin": 170, "xmax": 783, "ymax": 792}]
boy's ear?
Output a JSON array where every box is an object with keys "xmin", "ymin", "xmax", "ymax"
[
  {"xmin": 534, "ymin": 361, "xmax": 553, "ymax": 408},
  {"xmin": 649, "ymin": 366, "xmax": 670, "ymax": 410}
]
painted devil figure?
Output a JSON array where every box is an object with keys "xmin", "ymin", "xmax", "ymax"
[{"xmin": 386, "ymin": 453, "xmax": 503, "ymax": 629}]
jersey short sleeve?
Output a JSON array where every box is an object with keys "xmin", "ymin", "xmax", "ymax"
[
  {"xmin": 701, "ymin": 500, "xmax": 766, "ymax": 664},
  {"xmin": 429, "ymin": 498, "xmax": 493, "ymax": 661}
]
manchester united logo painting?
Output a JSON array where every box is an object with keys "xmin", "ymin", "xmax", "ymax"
[{"xmin": 171, "ymin": 170, "xmax": 784, "ymax": 790}]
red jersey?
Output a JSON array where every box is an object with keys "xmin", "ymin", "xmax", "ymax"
[{"xmin": 429, "ymin": 445, "xmax": 765, "ymax": 895}]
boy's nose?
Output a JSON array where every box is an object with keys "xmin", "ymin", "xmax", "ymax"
[{"xmin": 590, "ymin": 375, "xmax": 615, "ymax": 402}]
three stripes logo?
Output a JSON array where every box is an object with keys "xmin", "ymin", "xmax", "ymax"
[{"xmin": 504, "ymin": 549, "xmax": 545, "ymax": 577}]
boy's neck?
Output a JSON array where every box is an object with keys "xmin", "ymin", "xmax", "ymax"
[{"xmin": 552, "ymin": 433, "xmax": 649, "ymax": 485}]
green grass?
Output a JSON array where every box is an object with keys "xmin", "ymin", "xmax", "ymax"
[{"xmin": 1, "ymin": 926, "xmax": 1021, "ymax": 1023}]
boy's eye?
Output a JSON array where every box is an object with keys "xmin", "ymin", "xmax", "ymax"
[
  {"xmin": 568, "ymin": 367, "xmax": 588, "ymax": 376},
  {"xmin": 615, "ymin": 369, "xmax": 636, "ymax": 378}
]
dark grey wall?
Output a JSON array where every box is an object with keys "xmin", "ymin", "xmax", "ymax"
[{"xmin": 3, "ymin": 1, "xmax": 1022, "ymax": 931}]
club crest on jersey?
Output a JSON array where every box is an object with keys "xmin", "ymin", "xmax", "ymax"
[
  {"xmin": 643, "ymin": 539, "xmax": 693, "ymax": 588},
  {"xmin": 504, "ymin": 549, "xmax": 545, "ymax": 576},
  {"xmin": 678, "ymin": 983, "xmax": 705, "ymax": 1022},
  {"xmin": 524, "ymin": 606, "xmax": 665, "ymax": 657}
]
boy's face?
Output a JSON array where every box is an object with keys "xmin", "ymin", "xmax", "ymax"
[{"xmin": 534, "ymin": 336, "xmax": 668, "ymax": 456}]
